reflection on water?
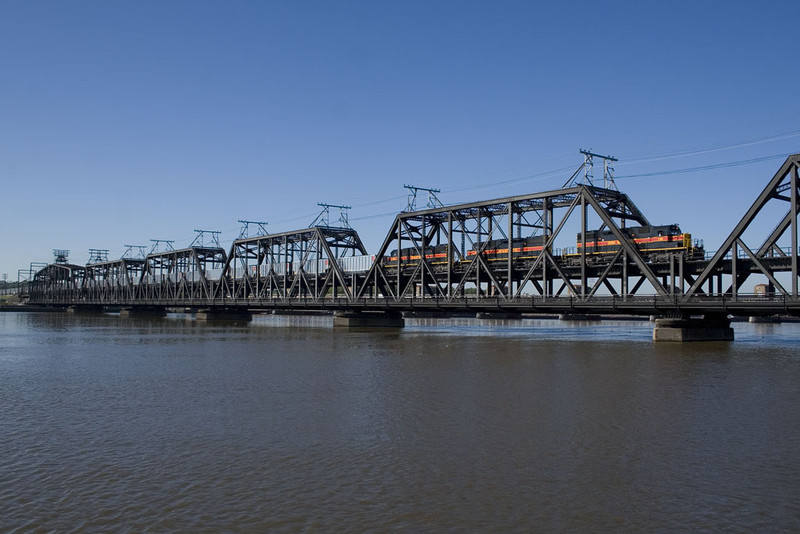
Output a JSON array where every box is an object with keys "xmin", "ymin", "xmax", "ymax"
[{"xmin": 1, "ymin": 312, "xmax": 799, "ymax": 532}]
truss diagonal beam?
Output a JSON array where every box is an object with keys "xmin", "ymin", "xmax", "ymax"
[
  {"xmin": 736, "ymin": 238, "xmax": 788, "ymax": 295},
  {"xmin": 582, "ymin": 188, "xmax": 669, "ymax": 296},
  {"xmin": 514, "ymin": 194, "xmax": 581, "ymax": 296},
  {"xmin": 686, "ymin": 155, "xmax": 800, "ymax": 297}
]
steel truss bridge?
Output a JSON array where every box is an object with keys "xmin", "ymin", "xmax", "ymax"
[{"xmin": 27, "ymin": 154, "xmax": 800, "ymax": 320}]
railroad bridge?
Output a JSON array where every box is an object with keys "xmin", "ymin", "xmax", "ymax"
[{"xmin": 25, "ymin": 154, "xmax": 800, "ymax": 341}]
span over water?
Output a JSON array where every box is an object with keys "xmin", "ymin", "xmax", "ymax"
[{"xmin": 23, "ymin": 154, "xmax": 800, "ymax": 339}]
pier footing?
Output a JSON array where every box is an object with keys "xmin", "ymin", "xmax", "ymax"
[
  {"xmin": 653, "ymin": 316, "xmax": 734, "ymax": 342},
  {"xmin": 333, "ymin": 311, "xmax": 405, "ymax": 328},
  {"xmin": 120, "ymin": 307, "xmax": 167, "ymax": 318},
  {"xmin": 67, "ymin": 305, "xmax": 105, "ymax": 315},
  {"xmin": 476, "ymin": 312, "xmax": 521, "ymax": 320},
  {"xmin": 559, "ymin": 313, "xmax": 601, "ymax": 321},
  {"xmin": 749, "ymin": 315, "xmax": 781, "ymax": 323},
  {"xmin": 195, "ymin": 308, "xmax": 252, "ymax": 322}
]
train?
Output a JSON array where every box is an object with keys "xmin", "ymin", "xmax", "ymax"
[
  {"xmin": 573, "ymin": 224, "xmax": 702, "ymax": 262},
  {"xmin": 382, "ymin": 224, "xmax": 702, "ymax": 270},
  {"xmin": 82, "ymin": 223, "xmax": 702, "ymax": 288}
]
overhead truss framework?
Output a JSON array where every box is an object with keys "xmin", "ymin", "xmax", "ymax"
[
  {"xmin": 139, "ymin": 246, "xmax": 227, "ymax": 301},
  {"xmin": 217, "ymin": 225, "xmax": 368, "ymax": 301},
  {"xmin": 30, "ymin": 263, "xmax": 86, "ymax": 304},
  {"xmin": 84, "ymin": 258, "xmax": 146, "ymax": 302},
  {"xmin": 685, "ymin": 154, "xmax": 800, "ymax": 298},
  {"xmin": 356, "ymin": 184, "xmax": 684, "ymax": 302},
  {"xmin": 25, "ymin": 154, "xmax": 800, "ymax": 315}
]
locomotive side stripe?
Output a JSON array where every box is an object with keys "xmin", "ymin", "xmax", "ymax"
[
  {"xmin": 466, "ymin": 246, "xmax": 544, "ymax": 256},
  {"xmin": 577, "ymin": 234, "xmax": 688, "ymax": 248}
]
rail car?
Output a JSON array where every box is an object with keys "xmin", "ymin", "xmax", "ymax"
[
  {"xmin": 382, "ymin": 236, "xmax": 549, "ymax": 271},
  {"xmin": 574, "ymin": 224, "xmax": 703, "ymax": 261},
  {"xmin": 466, "ymin": 236, "xmax": 547, "ymax": 261},
  {"xmin": 231, "ymin": 224, "xmax": 702, "ymax": 278},
  {"xmin": 379, "ymin": 224, "xmax": 702, "ymax": 272},
  {"xmin": 383, "ymin": 244, "xmax": 450, "ymax": 269}
]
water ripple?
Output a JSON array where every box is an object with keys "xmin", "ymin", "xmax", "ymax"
[{"xmin": 1, "ymin": 313, "xmax": 799, "ymax": 532}]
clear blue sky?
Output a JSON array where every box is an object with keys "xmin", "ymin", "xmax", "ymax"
[{"xmin": 2, "ymin": 0, "xmax": 799, "ymax": 279}]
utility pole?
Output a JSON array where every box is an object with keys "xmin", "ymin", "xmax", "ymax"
[
  {"xmin": 53, "ymin": 249, "xmax": 70, "ymax": 264},
  {"xmin": 404, "ymin": 184, "xmax": 443, "ymax": 212},
  {"xmin": 579, "ymin": 149, "xmax": 618, "ymax": 190},
  {"xmin": 310, "ymin": 203, "xmax": 352, "ymax": 228},
  {"xmin": 191, "ymin": 229, "xmax": 222, "ymax": 248},
  {"xmin": 87, "ymin": 249, "xmax": 109, "ymax": 264},
  {"xmin": 149, "ymin": 239, "xmax": 175, "ymax": 254},
  {"xmin": 123, "ymin": 245, "xmax": 147, "ymax": 259},
  {"xmin": 238, "ymin": 220, "xmax": 269, "ymax": 239}
]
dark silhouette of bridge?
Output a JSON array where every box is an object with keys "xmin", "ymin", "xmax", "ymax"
[{"xmin": 24, "ymin": 154, "xmax": 800, "ymax": 340}]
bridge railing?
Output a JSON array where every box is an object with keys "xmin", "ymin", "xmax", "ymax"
[
  {"xmin": 704, "ymin": 246, "xmax": 795, "ymax": 261},
  {"xmin": 228, "ymin": 293, "xmax": 800, "ymax": 313}
]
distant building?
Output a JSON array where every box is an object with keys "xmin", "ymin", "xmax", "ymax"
[{"xmin": 754, "ymin": 283, "xmax": 773, "ymax": 296}]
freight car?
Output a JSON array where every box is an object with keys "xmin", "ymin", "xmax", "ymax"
[
  {"xmin": 466, "ymin": 236, "xmax": 547, "ymax": 261},
  {"xmin": 383, "ymin": 244, "xmax": 451, "ymax": 269}
]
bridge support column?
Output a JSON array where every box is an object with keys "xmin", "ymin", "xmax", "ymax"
[
  {"xmin": 195, "ymin": 308, "xmax": 252, "ymax": 323},
  {"xmin": 652, "ymin": 314, "xmax": 734, "ymax": 342},
  {"xmin": 749, "ymin": 315, "xmax": 780, "ymax": 324},
  {"xmin": 559, "ymin": 313, "xmax": 601, "ymax": 321},
  {"xmin": 120, "ymin": 307, "xmax": 167, "ymax": 318},
  {"xmin": 67, "ymin": 305, "xmax": 105, "ymax": 315},
  {"xmin": 477, "ymin": 312, "xmax": 521, "ymax": 319},
  {"xmin": 333, "ymin": 311, "xmax": 405, "ymax": 328}
]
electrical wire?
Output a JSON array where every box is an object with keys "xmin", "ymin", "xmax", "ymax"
[
  {"xmin": 618, "ymin": 129, "xmax": 800, "ymax": 166},
  {"xmin": 615, "ymin": 153, "xmax": 789, "ymax": 179},
  {"xmin": 125, "ymin": 129, "xmax": 799, "ymax": 248},
  {"xmin": 447, "ymin": 164, "xmax": 577, "ymax": 195}
]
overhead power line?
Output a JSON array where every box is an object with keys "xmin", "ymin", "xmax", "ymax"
[
  {"xmin": 615, "ymin": 153, "xmax": 789, "ymax": 179},
  {"xmin": 619, "ymin": 129, "xmax": 800, "ymax": 166}
]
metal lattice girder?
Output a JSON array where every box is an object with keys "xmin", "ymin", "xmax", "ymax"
[
  {"xmin": 582, "ymin": 188, "xmax": 669, "ymax": 296},
  {"xmin": 29, "ymin": 263, "xmax": 86, "ymax": 304},
  {"xmin": 140, "ymin": 246, "xmax": 227, "ymax": 302},
  {"xmin": 83, "ymin": 258, "xmax": 145, "ymax": 302},
  {"xmin": 356, "ymin": 184, "xmax": 664, "ymax": 302},
  {"xmin": 219, "ymin": 226, "xmax": 368, "ymax": 302},
  {"xmin": 685, "ymin": 154, "xmax": 800, "ymax": 298}
]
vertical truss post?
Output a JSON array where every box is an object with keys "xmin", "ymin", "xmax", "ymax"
[
  {"xmin": 447, "ymin": 212, "xmax": 453, "ymax": 298},
  {"xmin": 396, "ymin": 222, "xmax": 401, "ymax": 298},
  {"xmin": 580, "ymin": 193, "xmax": 586, "ymax": 297},
  {"xmin": 421, "ymin": 215, "xmax": 426, "ymax": 298},
  {"xmin": 507, "ymin": 204, "xmax": 513, "ymax": 298},
  {"xmin": 622, "ymin": 249, "xmax": 628, "ymax": 299},
  {"xmin": 476, "ymin": 211, "xmax": 482, "ymax": 296},
  {"xmin": 669, "ymin": 255, "xmax": 675, "ymax": 296},
  {"xmin": 793, "ymin": 165, "xmax": 798, "ymax": 296}
]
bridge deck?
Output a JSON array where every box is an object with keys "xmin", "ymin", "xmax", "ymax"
[
  {"xmin": 24, "ymin": 154, "xmax": 800, "ymax": 321},
  {"xmin": 34, "ymin": 294, "xmax": 800, "ymax": 318}
]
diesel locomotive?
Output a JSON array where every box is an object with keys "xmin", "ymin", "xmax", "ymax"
[
  {"xmin": 574, "ymin": 224, "xmax": 703, "ymax": 262},
  {"xmin": 382, "ymin": 224, "xmax": 702, "ymax": 270}
]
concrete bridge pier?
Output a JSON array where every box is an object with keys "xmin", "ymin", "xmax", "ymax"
[
  {"xmin": 333, "ymin": 311, "xmax": 405, "ymax": 328},
  {"xmin": 67, "ymin": 305, "xmax": 105, "ymax": 315},
  {"xmin": 652, "ymin": 314, "xmax": 734, "ymax": 342},
  {"xmin": 195, "ymin": 308, "xmax": 252, "ymax": 323},
  {"xmin": 559, "ymin": 313, "xmax": 601, "ymax": 321},
  {"xmin": 119, "ymin": 307, "xmax": 167, "ymax": 318}
]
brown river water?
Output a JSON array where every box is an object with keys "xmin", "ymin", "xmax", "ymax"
[{"xmin": 1, "ymin": 312, "xmax": 799, "ymax": 532}]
